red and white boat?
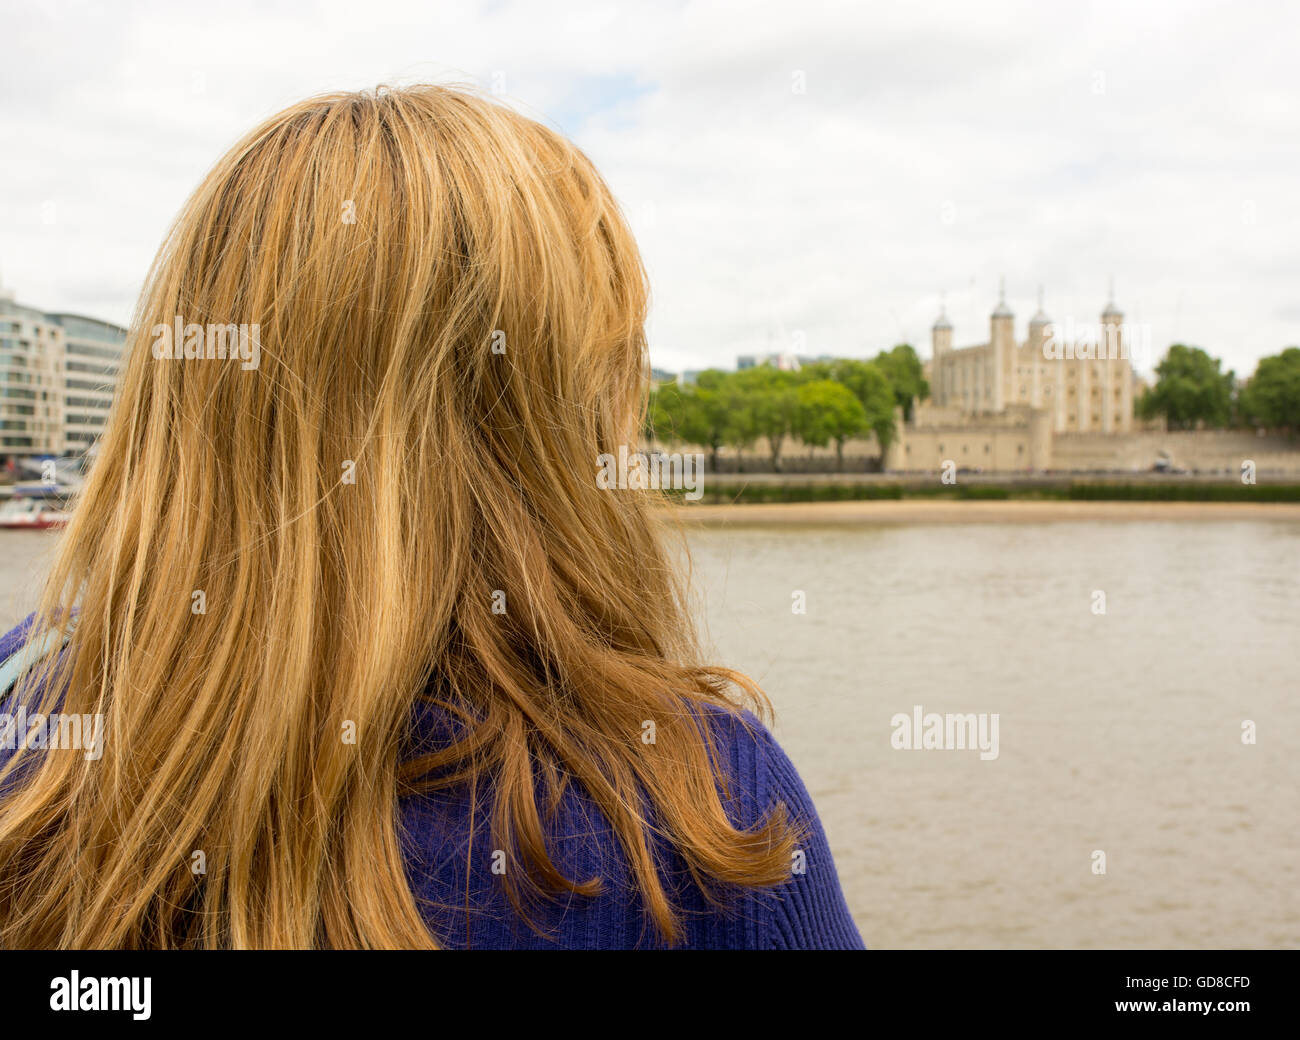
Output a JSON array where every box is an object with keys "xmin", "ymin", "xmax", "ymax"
[{"xmin": 0, "ymin": 493, "xmax": 71, "ymax": 530}]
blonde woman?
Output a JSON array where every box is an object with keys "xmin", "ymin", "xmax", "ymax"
[{"xmin": 0, "ymin": 86, "xmax": 862, "ymax": 949}]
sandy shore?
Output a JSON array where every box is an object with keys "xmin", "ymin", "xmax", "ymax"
[{"xmin": 668, "ymin": 499, "xmax": 1300, "ymax": 526}]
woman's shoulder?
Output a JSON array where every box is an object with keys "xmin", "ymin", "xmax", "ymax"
[
  {"xmin": 689, "ymin": 702, "xmax": 832, "ymax": 832},
  {"xmin": 0, "ymin": 615, "xmax": 38, "ymax": 661},
  {"xmin": 693, "ymin": 702, "xmax": 866, "ymax": 948},
  {"xmin": 0, "ymin": 614, "xmax": 42, "ymax": 699},
  {"xmin": 401, "ymin": 699, "xmax": 865, "ymax": 949}
]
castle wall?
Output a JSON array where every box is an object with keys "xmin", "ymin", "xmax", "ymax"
[
  {"xmin": 1050, "ymin": 430, "xmax": 1300, "ymax": 475},
  {"xmin": 892, "ymin": 426, "xmax": 1036, "ymax": 472},
  {"xmin": 647, "ymin": 426, "xmax": 1300, "ymax": 475}
]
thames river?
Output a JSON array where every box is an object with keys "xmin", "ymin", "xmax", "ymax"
[
  {"xmin": 3, "ymin": 516, "xmax": 1298, "ymax": 948},
  {"xmin": 684, "ymin": 513, "xmax": 1300, "ymax": 948}
]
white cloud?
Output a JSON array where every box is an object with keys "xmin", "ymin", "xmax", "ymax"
[{"xmin": 1, "ymin": 0, "xmax": 1296, "ymax": 378}]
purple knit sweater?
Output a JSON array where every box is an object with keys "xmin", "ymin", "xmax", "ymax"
[{"xmin": 0, "ymin": 616, "xmax": 863, "ymax": 949}]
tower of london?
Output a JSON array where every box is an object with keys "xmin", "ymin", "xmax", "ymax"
[{"xmin": 927, "ymin": 285, "xmax": 1135, "ymax": 434}]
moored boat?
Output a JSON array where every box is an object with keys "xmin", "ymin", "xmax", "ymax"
[{"xmin": 0, "ymin": 492, "xmax": 71, "ymax": 530}]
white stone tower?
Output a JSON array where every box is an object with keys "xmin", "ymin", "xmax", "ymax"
[{"xmin": 989, "ymin": 278, "xmax": 1013, "ymax": 413}]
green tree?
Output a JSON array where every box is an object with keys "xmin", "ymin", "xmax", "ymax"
[
  {"xmin": 649, "ymin": 371, "xmax": 759, "ymax": 471},
  {"xmin": 804, "ymin": 358, "xmax": 896, "ymax": 462},
  {"xmin": 1138, "ymin": 344, "xmax": 1235, "ymax": 430},
  {"xmin": 733, "ymin": 367, "xmax": 800, "ymax": 471},
  {"xmin": 647, "ymin": 382, "xmax": 686, "ymax": 445},
  {"xmin": 874, "ymin": 343, "xmax": 930, "ymax": 420},
  {"xmin": 794, "ymin": 380, "xmax": 868, "ymax": 470},
  {"xmin": 1240, "ymin": 347, "xmax": 1300, "ymax": 432},
  {"xmin": 680, "ymin": 388, "xmax": 731, "ymax": 471},
  {"xmin": 694, "ymin": 368, "xmax": 733, "ymax": 393},
  {"xmin": 718, "ymin": 383, "xmax": 760, "ymax": 468}
]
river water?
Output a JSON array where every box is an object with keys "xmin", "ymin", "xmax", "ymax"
[
  {"xmin": 684, "ymin": 516, "xmax": 1300, "ymax": 948},
  {"xmin": 3, "ymin": 517, "xmax": 1297, "ymax": 947}
]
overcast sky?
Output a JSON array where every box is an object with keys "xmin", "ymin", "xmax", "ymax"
[{"xmin": 2, "ymin": 0, "xmax": 1297, "ymax": 377}]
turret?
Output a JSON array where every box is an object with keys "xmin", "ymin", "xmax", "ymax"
[
  {"xmin": 932, "ymin": 306, "xmax": 953, "ymax": 358},
  {"xmin": 1027, "ymin": 285, "xmax": 1051, "ymax": 356},
  {"xmin": 1101, "ymin": 285, "xmax": 1123, "ymax": 359},
  {"xmin": 990, "ymin": 279, "xmax": 1013, "ymax": 411}
]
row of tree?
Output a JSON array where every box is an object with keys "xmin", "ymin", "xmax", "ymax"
[
  {"xmin": 648, "ymin": 342, "xmax": 1300, "ymax": 471},
  {"xmin": 1138, "ymin": 344, "xmax": 1300, "ymax": 432},
  {"xmin": 647, "ymin": 345, "xmax": 928, "ymax": 470}
]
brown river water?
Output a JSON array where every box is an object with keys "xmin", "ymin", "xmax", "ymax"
[{"xmin": 3, "ymin": 513, "xmax": 1297, "ymax": 947}]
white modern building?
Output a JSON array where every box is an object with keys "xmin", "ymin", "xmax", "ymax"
[{"xmin": 0, "ymin": 287, "xmax": 126, "ymax": 458}]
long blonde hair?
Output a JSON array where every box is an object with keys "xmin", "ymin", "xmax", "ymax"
[{"xmin": 0, "ymin": 85, "xmax": 796, "ymax": 948}]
